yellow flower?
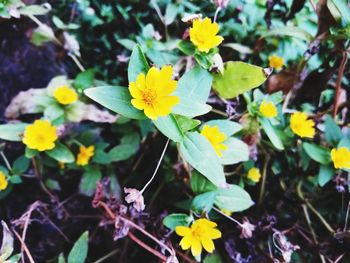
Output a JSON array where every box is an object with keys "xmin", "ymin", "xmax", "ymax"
[
  {"xmin": 22, "ymin": 120, "xmax": 58, "ymax": 151},
  {"xmin": 259, "ymin": 100, "xmax": 277, "ymax": 118},
  {"xmin": 129, "ymin": 66, "xmax": 180, "ymax": 120},
  {"xmin": 331, "ymin": 147, "xmax": 350, "ymax": 169},
  {"xmin": 247, "ymin": 167, "xmax": 261, "ymax": 183},
  {"xmin": 189, "ymin": 17, "xmax": 224, "ymax": 53},
  {"xmin": 269, "ymin": 55, "xmax": 284, "ymax": 70},
  {"xmin": 290, "ymin": 112, "xmax": 315, "ymax": 138},
  {"xmin": 175, "ymin": 218, "xmax": 222, "ymax": 257},
  {"xmin": 0, "ymin": 172, "xmax": 8, "ymax": 191},
  {"xmin": 76, "ymin": 145, "xmax": 95, "ymax": 166},
  {"xmin": 201, "ymin": 125, "xmax": 228, "ymax": 157},
  {"xmin": 53, "ymin": 85, "xmax": 78, "ymax": 105}
]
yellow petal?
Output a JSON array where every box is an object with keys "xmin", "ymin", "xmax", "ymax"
[
  {"xmin": 201, "ymin": 237, "xmax": 215, "ymax": 253},
  {"xmin": 175, "ymin": 226, "xmax": 191, "ymax": 237},
  {"xmin": 144, "ymin": 106, "xmax": 158, "ymax": 120},
  {"xmin": 179, "ymin": 235, "xmax": 192, "ymax": 250},
  {"xmin": 131, "ymin": 99, "xmax": 145, "ymax": 110},
  {"xmin": 190, "ymin": 238, "xmax": 202, "ymax": 257}
]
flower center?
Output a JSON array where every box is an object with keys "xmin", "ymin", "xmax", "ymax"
[
  {"xmin": 141, "ymin": 89, "xmax": 157, "ymax": 106},
  {"xmin": 36, "ymin": 134, "xmax": 46, "ymax": 144}
]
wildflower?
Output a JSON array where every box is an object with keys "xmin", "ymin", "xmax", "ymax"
[
  {"xmin": 129, "ymin": 66, "xmax": 179, "ymax": 120},
  {"xmin": 124, "ymin": 188, "xmax": 145, "ymax": 212},
  {"xmin": 259, "ymin": 100, "xmax": 277, "ymax": 118},
  {"xmin": 331, "ymin": 147, "xmax": 350, "ymax": 169},
  {"xmin": 0, "ymin": 172, "xmax": 8, "ymax": 191},
  {"xmin": 240, "ymin": 218, "xmax": 256, "ymax": 239},
  {"xmin": 247, "ymin": 167, "xmax": 261, "ymax": 183},
  {"xmin": 175, "ymin": 218, "xmax": 222, "ymax": 257},
  {"xmin": 22, "ymin": 120, "xmax": 58, "ymax": 151},
  {"xmin": 290, "ymin": 112, "xmax": 315, "ymax": 138},
  {"xmin": 76, "ymin": 145, "xmax": 95, "ymax": 166},
  {"xmin": 189, "ymin": 17, "xmax": 224, "ymax": 53},
  {"xmin": 201, "ymin": 125, "xmax": 228, "ymax": 157},
  {"xmin": 269, "ymin": 55, "xmax": 284, "ymax": 70},
  {"xmin": 53, "ymin": 85, "xmax": 78, "ymax": 105}
]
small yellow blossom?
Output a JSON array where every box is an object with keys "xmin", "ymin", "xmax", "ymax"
[
  {"xmin": 259, "ymin": 100, "xmax": 277, "ymax": 118},
  {"xmin": 22, "ymin": 120, "xmax": 58, "ymax": 151},
  {"xmin": 0, "ymin": 172, "xmax": 8, "ymax": 191},
  {"xmin": 247, "ymin": 167, "xmax": 261, "ymax": 183},
  {"xmin": 331, "ymin": 147, "xmax": 350, "ymax": 169},
  {"xmin": 269, "ymin": 55, "xmax": 284, "ymax": 70},
  {"xmin": 175, "ymin": 218, "xmax": 222, "ymax": 257},
  {"xmin": 53, "ymin": 85, "xmax": 78, "ymax": 105},
  {"xmin": 189, "ymin": 17, "xmax": 224, "ymax": 53},
  {"xmin": 290, "ymin": 112, "xmax": 315, "ymax": 138},
  {"xmin": 129, "ymin": 66, "xmax": 180, "ymax": 120},
  {"xmin": 201, "ymin": 125, "xmax": 228, "ymax": 157},
  {"xmin": 76, "ymin": 145, "xmax": 95, "ymax": 166}
]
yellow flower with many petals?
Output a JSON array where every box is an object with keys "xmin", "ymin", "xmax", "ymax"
[
  {"xmin": 53, "ymin": 85, "xmax": 78, "ymax": 105},
  {"xmin": 201, "ymin": 125, "xmax": 228, "ymax": 157},
  {"xmin": 189, "ymin": 17, "xmax": 224, "ymax": 53},
  {"xmin": 269, "ymin": 55, "xmax": 284, "ymax": 70},
  {"xmin": 290, "ymin": 112, "xmax": 315, "ymax": 138},
  {"xmin": 175, "ymin": 218, "xmax": 222, "ymax": 257},
  {"xmin": 22, "ymin": 120, "xmax": 58, "ymax": 151},
  {"xmin": 129, "ymin": 66, "xmax": 180, "ymax": 120},
  {"xmin": 331, "ymin": 147, "xmax": 350, "ymax": 169},
  {"xmin": 0, "ymin": 172, "xmax": 8, "ymax": 191},
  {"xmin": 247, "ymin": 167, "xmax": 261, "ymax": 183},
  {"xmin": 259, "ymin": 100, "xmax": 277, "ymax": 118},
  {"xmin": 76, "ymin": 145, "xmax": 95, "ymax": 166}
]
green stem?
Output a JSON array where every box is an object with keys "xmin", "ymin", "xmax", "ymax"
[{"xmin": 258, "ymin": 155, "xmax": 270, "ymax": 205}]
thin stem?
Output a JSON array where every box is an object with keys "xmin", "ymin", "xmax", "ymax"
[
  {"xmin": 0, "ymin": 151, "xmax": 12, "ymax": 172},
  {"xmin": 213, "ymin": 7, "xmax": 222, "ymax": 23},
  {"xmin": 333, "ymin": 51, "xmax": 348, "ymax": 118},
  {"xmin": 301, "ymin": 204, "xmax": 318, "ymax": 244},
  {"xmin": 32, "ymin": 157, "xmax": 56, "ymax": 202},
  {"xmin": 12, "ymin": 228, "xmax": 35, "ymax": 263},
  {"xmin": 68, "ymin": 53, "xmax": 86, "ymax": 72},
  {"xmin": 211, "ymin": 108, "xmax": 228, "ymax": 117},
  {"xmin": 140, "ymin": 139, "xmax": 170, "ymax": 194},
  {"xmin": 92, "ymin": 249, "xmax": 119, "ymax": 263},
  {"xmin": 297, "ymin": 181, "xmax": 335, "ymax": 233},
  {"xmin": 213, "ymin": 207, "xmax": 243, "ymax": 227},
  {"xmin": 258, "ymin": 155, "xmax": 270, "ymax": 205},
  {"xmin": 343, "ymin": 200, "xmax": 350, "ymax": 231}
]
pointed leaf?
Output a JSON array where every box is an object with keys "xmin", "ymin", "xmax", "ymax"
[
  {"xmin": 214, "ymin": 184, "xmax": 254, "ymax": 212},
  {"xmin": 128, "ymin": 45, "xmax": 150, "ymax": 83}
]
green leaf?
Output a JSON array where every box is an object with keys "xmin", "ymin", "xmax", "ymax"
[
  {"xmin": 327, "ymin": 0, "xmax": 350, "ymax": 23},
  {"xmin": 214, "ymin": 184, "xmax": 254, "ymax": 212},
  {"xmin": 109, "ymin": 144, "xmax": 138, "ymax": 161},
  {"xmin": 204, "ymin": 253, "xmax": 224, "ymax": 263},
  {"xmin": 84, "ymin": 86, "xmax": 145, "ymax": 120},
  {"xmin": 46, "ymin": 143, "xmax": 75, "ymax": 163},
  {"xmin": 175, "ymin": 116, "xmax": 201, "ymax": 132},
  {"xmin": 318, "ymin": 165, "xmax": 334, "ymax": 187},
  {"xmin": 44, "ymin": 104, "xmax": 64, "ymax": 122},
  {"xmin": 19, "ymin": 5, "xmax": 50, "ymax": 16},
  {"xmin": 178, "ymin": 40, "xmax": 195, "ymax": 55},
  {"xmin": 79, "ymin": 168, "xmax": 102, "ymax": 196},
  {"xmin": 175, "ymin": 67, "xmax": 212, "ymax": 104},
  {"xmin": 172, "ymin": 98, "xmax": 212, "ymax": 117},
  {"xmin": 92, "ymin": 149, "xmax": 112, "ymax": 164},
  {"xmin": 153, "ymin": 114, "xmax": 184, "ymax": 142},
  {"xmin": 192, "ymin": 191, "xmax": 216, "ymax": 213},
  {"xmin": 74, "ymin": 69, "xmax": 95, "ymax": 91},
  {"xmin": 163, "ymin": 213, "xmax": 192, "ymax": 230},
  {"xmin": 262, "ymin": 27, "xmax": 313, "ymax": 42},
  {"xmin": 213, "ymin": 61, "xmax": 267, "ymax": 99},
  {"xmin": 164, "ymin": 3, "xmax": 178, "ymax": 25},
  {"xmin": 179, "ymin": 132, "xmax": 225, "ymax": 186},
  {"xmin": 260, "ymin": 118, "xmax": 284, "ymax": 150},
  {"xmin": 45, "ymin": 179, "xmax": 61, "ymax": 191},
  {"xmin": 67, "ymin": 231, "xmax": 89, "ymax": 263},
  {"xmin": 194, "ymin": 52, "xmax": 212, "ymax": 69},
  {"xmin": 324, "ymin": 115, "xmax": 342, "ymax": 146},
  {"xmin": 25, "ymin": 148, "xmax": 38, "ymax": 158},
  {"xmin": 221, "ymin": 137, "xmax": 249, "ymax": 165},
  {"xmin": 117, "ymin": 39, "xmax": 137, "ymax": 50},
  {"xmin": 204, "ymin": 120, "xmax": 242, "ymax": 137},
  {"xmin": 128, "ymin": 44, "xmax": 150, "ymax": 83},
  {"xmin": 0, "ymin": 221, "xmax": 14, "ymax": 262},
  {"xmin": 0, "ymin": 123, "xmax": 27, "ymax": 142},
  {"xmin": 12, "ymin": 156, "xmax": 30, "ymax": 174},
  {"xmin": 190, "ymin": 170, "xmax": 217, "ymax": 194},
  {"xmin": 302, "ymin": 143, "xmax": 331, "ymax": 165},
  {"xmin": 58, "ymin": 253, "xmax": 66, "ymax": 263}
]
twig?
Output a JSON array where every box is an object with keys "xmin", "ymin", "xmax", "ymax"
[
  {"xmin": 32, "ymin": 157, "xmax": 57, "ymax": 202},
  {"xmin": 211, "ymin": 108, "xmax": 228, "ymax": 117},
  {"xmin": 301, "ymin": 204, "xmax": 318, "ymax": 244},
  {"xmin": 213, "ymin": 207, "xmax": 243, "ymax": 227},
  {"xmin": 333, "ymin": 51, "xmax": 348, "ymax": 118},
  {"xmin": 213, "ymin": 7, "xmax": 222, "ymax": 23},
  {"xmin": 0, "ymin": 151, "xmax": 12, "ymax": 172},
  {"xmin": 128, "ymin": 232, "xmax": 167, "ymax": 262},
  {"xmin": 343, "ymin": 200, "xmax": 350, "ymax": 231},
  {"xmin": 12, "ymin": 228, "xmax": 35, "ymax": 263}
]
